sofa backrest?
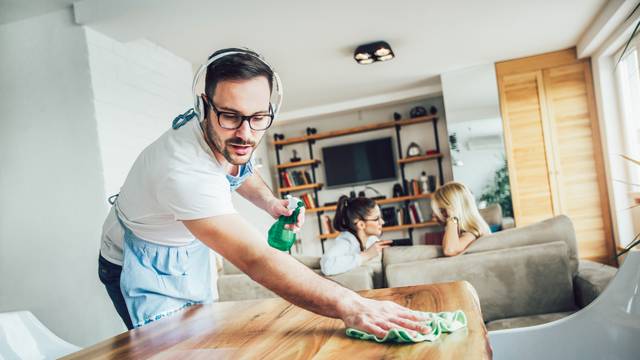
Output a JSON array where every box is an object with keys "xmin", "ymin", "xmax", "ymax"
[
  {"xmin": 465, "ymin": 215, "xmax": 578, "ymax": 276},
  {"xmin": 221, "ymin": 255, "xmax": 321, "ymax": 275},
  {"xmin": 385, "ymin": 241, "xmax": 577, "ymax": 322}
]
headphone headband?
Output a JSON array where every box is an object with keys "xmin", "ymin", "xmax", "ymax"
[{"xmin": 191, "ymin": 48, "xmax": 283, "ymax": 120}]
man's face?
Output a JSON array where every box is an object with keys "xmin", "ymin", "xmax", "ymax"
[{"xmin": 206, "ymin": 76, "xmax": 271, "ymax": 165}]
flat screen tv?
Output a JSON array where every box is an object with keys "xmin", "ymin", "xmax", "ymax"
[{"xmin": 322, "ymin": 137, "xmax": 397, "ymax": 188}]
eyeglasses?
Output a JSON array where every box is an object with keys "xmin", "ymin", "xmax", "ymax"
[
  {"xmin": 362, "ymin": 216, "xmax": 383, "ymax": 223},
  {"xmin": 209, "ymin": 99, "xmax": 274, "ymax": 131}
]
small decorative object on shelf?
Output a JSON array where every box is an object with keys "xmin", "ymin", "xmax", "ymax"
[
  {"xmin": 393, "ymin": 112, "xmax": 402, "ymax": 121},
  {"xmin": 428, "ymin": 175, "xmax": 437, "ymax": 192},
  {"xmin": 290, "ymin": 149, "xmax": 301, "ymax": 162},
  {"xmin": 274, "ymin": 133, "xmax": 285, "ymax": 141},
  {"xmin": 407, "ymin": 142, "xmax": 422, "ymax": 157},
  {"xmin": 425, "ymin": 149, "xmax": 439, "ymax": 155},
  {"xmin": 410, "ymin": 106, "xmax": 427, "ymax": 118},
  {"xmin": 393, "ymin": 183, "xmax": 405, "ymax": 197},
  {"xmin": 306, "ymin": 127, "xmax": 317, "ymax": 135},
  {"xmin": 428, "ymin": 105, "xmax": 438, "ymax": 115},
  {"xmin": 420, "ymin": 172, "xmax": 429, "ymax": 194}
]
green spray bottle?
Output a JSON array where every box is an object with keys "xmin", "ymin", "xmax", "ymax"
[{"xmin": 268, "ymin": 195, "xmax": 304, "ymax": 251}]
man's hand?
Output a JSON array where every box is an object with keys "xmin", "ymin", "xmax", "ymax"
[
  {"xmin": 339, "ymin": 297, "xmax": 431, "ymax": 339},
  {"xmin": 266, "ymin": 198, "xmax": 305, "ymax": 232}
]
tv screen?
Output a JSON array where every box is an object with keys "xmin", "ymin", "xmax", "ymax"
[{"xmin": 322, "ymin": 137, "xmax": 397, "ymax": 188}]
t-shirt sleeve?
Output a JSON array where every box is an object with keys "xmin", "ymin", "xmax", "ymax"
[{"xmin": 159, "ymin": 171, "xmax": 236, "ymax": 221}]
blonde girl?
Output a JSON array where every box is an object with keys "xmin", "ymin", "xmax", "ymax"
[{"xmin": 431, "ymin": 181, "xmax": 491, "ymax": 256}]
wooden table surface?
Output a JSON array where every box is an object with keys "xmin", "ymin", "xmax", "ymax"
[{"xmin": 65, "ymin": 281, "xmax": 492, "ymax": 359}]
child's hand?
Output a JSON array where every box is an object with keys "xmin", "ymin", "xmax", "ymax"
[{"xmin": 362, "ymin": 240, "xmax": 392, "ymax": 261}]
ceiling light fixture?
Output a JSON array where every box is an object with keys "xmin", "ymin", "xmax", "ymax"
[{"xmin": 354, "ymin": 41, "xmax": 395, "ymax": 65}]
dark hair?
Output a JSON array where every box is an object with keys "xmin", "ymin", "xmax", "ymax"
[
  {"xmin": 204, "ymin": 48, "xmax": 274, "ymax": 102},
  {"xmin": 333, "ymin": 195, "xmax": 377, "ymax": 242}
]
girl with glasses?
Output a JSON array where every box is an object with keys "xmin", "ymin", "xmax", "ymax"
[
  {"xmin": 320, "ymin": 195, "xmax": 391, "ymax": 276},
  {"xmin": 431, "ymin": 182, "xmax": 491, "ymax": 257}
]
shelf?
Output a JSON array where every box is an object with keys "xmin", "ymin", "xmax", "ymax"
[
  {"xmin": 273, "ymin": 115, "xmax": 438, "ymax": 146},
  {"xmin": 278, "ymin": 183, "xmax": 323, "ymax": 194},
  {"xmin": 319, "ymin": 221, "xmax": 439, "ymax": 239},
  {"xmin": 305, "ymin": 193, "xmax": 432, "ymax": 214},
  {"xmin": 276, "ymin": 159, "xmax": 321, "ymax": 170},
  {"xmin": 397, "ymin": 153, "xmax": 443, "ymax": 165}
]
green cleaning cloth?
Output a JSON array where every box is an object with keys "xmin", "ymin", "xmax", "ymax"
[{"xmin": 345, "ymin": 310, "xmax": 467, "ymax": 343}]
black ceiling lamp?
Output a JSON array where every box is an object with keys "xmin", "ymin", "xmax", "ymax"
[{"xmin": 354, "ymin": 41, "xmax": 395, "ymax": 65}]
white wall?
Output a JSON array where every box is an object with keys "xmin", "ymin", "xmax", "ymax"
[
  {"xmin": 447, "ymin": 118, "xmax": 506, "ymax": 200},
  {"xmin": 441, "ymin": 63, "xmax": 509, "ymax": 202},
  {"xmin": 0, "ymin": 10, "xmax": 122, "ymax": 347},
  {"xmin": 269, "ymin": 96, "xmax": 452, "ymax": 256},
  {"xmin": 85, "ymin": 28, "xmax": 193, "ymax": 197}
]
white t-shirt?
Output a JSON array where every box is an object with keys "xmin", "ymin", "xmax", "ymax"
[
  {"xmin": 320, "ymin": 231, "xmax": 378, "ymax": 276},
  {"xmin": 100, "ymin": 119, "xmax": 242, "ymax": 265}
]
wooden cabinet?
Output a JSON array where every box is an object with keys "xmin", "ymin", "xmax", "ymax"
[{"xmin": 496, "ymin": 48, "xmax": 614, "ymax": 263}]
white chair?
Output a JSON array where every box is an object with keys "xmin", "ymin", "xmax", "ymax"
[
  {"xmin": 489, "ymin": 249, "xmax": 640, "ymax": 359},
  {"xmin": 0, "ymin": 311, "xmax": 80, "ymax": 360}
]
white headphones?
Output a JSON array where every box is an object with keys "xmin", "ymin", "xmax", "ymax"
[{"xmin": 173, "ymin": 48, "xmax": 283, "ymax": 129}]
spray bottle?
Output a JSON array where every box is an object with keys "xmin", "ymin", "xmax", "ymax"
[{"xmin": 268, "ymin": 195, "xmax": 304, "ymax": 251}]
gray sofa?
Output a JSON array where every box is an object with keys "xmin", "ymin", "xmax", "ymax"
[
  {"xmin": 216, "ymin": 255, "xmax": 380, "ymax": 301},
  {"xmin": 384, "ymin": 215, "xmax": 617, "ymax": 330},
  {"xmin": 216, "ymin": 215, "xmax": 616, "ymax": 331}
]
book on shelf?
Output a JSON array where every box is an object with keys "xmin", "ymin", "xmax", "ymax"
[
  {"xmin": 320, "ymin": 214, "xmax": 334, "ymax": 234},
  {"xmin": 300, "ymin": 193, "xmax": 316, "ymax": 209},
  {"xmin": 283, "ymin": 170, "xmax": 315, "ymax": 187}
]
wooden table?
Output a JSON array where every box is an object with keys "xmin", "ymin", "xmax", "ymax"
[{"xmin": 64, "ymin": 281, "xmax": 492, "ymax": 359}]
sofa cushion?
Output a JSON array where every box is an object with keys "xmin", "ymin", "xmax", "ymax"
[
  {"xmin": 465, "ymin": 215, "xmax": 578, "ymax": 276},
  {"xmin": 383, "ymin": 245, "xmax": 442, "ymax": 268},
  {"xmin": 385, "ymin": 241, "xmax": 577, "ymax": 322},
  {"xmin": 486, "ymin": 311, "xmax": 574, "ymax": 331}
]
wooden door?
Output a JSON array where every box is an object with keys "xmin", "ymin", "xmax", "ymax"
[
  {"xmin": 498, "ymin": 71, "xmax": 556, "ymax": 226},
  {"xmin": 542, "ymin": 62, "xmax": 613, "ymax": 262}
]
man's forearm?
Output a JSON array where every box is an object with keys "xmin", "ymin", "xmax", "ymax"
[{"xmin": 244, "ymin": 248, "xmax": 359, "ymax": 318}]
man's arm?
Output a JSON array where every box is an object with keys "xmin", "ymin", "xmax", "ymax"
[{"xmin": 183, "ymin": 214, "xmax": 431, "ymax": 338}]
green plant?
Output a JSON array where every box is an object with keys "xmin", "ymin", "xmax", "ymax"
[{"xmin": 480, "ymin": 159, "xmax": 513, "ymax": 218}]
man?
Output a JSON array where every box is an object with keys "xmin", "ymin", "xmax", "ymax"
[{"xmin": 98, "ymin": 48, "xmax": 430, "ymax": 338}]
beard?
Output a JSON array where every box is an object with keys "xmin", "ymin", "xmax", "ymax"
[{"xmin": 206, "ymin": 120, "xmax": 257, "ymax": 165}]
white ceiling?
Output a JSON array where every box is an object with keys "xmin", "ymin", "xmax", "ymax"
[{"xmin": 3, "ymin": 0, "xmax": 606, "ymax": 115}]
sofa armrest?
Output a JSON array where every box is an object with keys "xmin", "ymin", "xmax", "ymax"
[
  {"xmin": 327, "ymin": 266, "xmax": 373, "ymax": 291},
  {"xmin": 574, "ymin": 260, "xmax": 617, "ymax": 308}
]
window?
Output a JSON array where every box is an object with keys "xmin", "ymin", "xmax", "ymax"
[{"xmin": 615, "ymin": 42, "xmax": 640, "ymax": 184}]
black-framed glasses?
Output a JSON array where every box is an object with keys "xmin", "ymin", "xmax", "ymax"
[
  {"xmin": 208, "ymin": 99, "xmax": 274, "ymax": 131},
  {"xmin": 361, "ymin": 216, "xmax": 383, "ymax": 223}
]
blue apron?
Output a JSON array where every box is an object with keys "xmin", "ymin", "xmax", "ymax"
[{"xmin": 117, "ymin": 120, "xmax": 255, "ymax": 327}]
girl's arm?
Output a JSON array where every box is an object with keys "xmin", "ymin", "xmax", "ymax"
[{"xmin": 441, "ymin": 217, "xmax": 477, "ymax": 256}]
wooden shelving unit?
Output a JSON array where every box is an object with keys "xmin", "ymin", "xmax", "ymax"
[
  {"xmin": 398, "ymin": 153, "xmax": 443, "ymax": 165},
  {"xmin": 273, "ymin": 109, "xmax": 445, "ymax": 253},
  {"xmin": 275, "ymin": 159, "xmax": 321, "ymax": 170},
  {"xmin": 272, "ymin": 115, "xmax": 437, "ymax": 146},
  {"xmin": 319, "ymin": 221, "xmax": 439, "ymax": 240},
  {"xmin": 277, "ymin": 183, "xmax": 323, "ymax": 194},
  {"xmin": 306, "ymin": 193, "xmax": 432, "ymax": 214}
]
